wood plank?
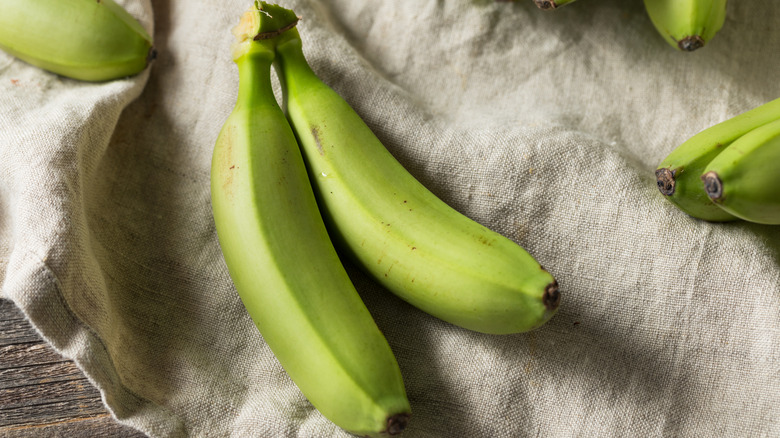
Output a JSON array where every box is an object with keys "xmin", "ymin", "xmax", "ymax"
[
  {"xmin": 0, "ymin": 299, "xmax": 148, "ymax": 437},
  {"xmin": 1, "ymin": 393, "xmax": 107, "ymax": 426},
  {"xmin": 0, "ymin": 298, "xmax": 25, "ymax": 321},
  {"xmin": 0, "ymin": 343, "xmax": 67, "ymax": 370},
  {"xmin": 0, "ymin": 301, "xmax": 39, "ymax": 346},
  {"xmin": 0, "ymin": 415, "xmax": 143, "ymax": 438},
  {"xmin": 0, "ymin": 361, "xmax": 84, "ymax": 390},
  {"xmin": 0, "ymin": 377, "xmax": 102, "ymax": 410}
]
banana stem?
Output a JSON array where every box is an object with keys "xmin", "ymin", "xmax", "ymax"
[
  {"xmin": 235, "ymin": 49, "xmax": 276, "ymax": 110},
  {"xmin": 273, "ymin": 30, "xmax": 318, "ymax": 112}
]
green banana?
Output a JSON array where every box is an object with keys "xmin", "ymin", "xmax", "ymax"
[
  {"xmin": 272, "ymin": 25, "xmax": 560, "ymax": 336},
  {"xmin": 643, "ymin": 0, "xmax": 727, "ymax": 51},
  {"xmin": 0, "ymin": 0, "xmax": 154, "ymax": 81},
  {"xmin": 700, "ymin": 119, "xmax": 780, "ymax": 225},
  {"xmin": 533, "ymin": 0, "xmax": 578, "ymax": 10},
  {"xmin": 210, "ymin": 4, "xmax": 409, "ymax": 436},
  {"xmin": 655, "ymin": 97, "xmax": 780, "ymax": 222}
]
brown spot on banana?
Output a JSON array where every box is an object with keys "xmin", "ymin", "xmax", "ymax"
[
  {"xmin": 478, "ymin": 235, "xmax": 495, "ymax": 246},
  {"xmin": 311, "ymin": 126, "xmax": 324, "ymax": 155},
  {"xmin": 217, "ymin": 125, "xmax": 237, "ymax": 200},
  {"xmin": 385, "ymin": 261, "xmax": 397, "ymax": 278}
]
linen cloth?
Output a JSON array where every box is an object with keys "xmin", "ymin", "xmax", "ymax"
[{"xmin": 2, "ymin": 0, "xmax": 779, "ymax": 436}]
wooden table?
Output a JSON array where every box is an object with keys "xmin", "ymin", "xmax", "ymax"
[{"xmin": 0, "ymin": 299, "xmax": 147, "ymax": 437}]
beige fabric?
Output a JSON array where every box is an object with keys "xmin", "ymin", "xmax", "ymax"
[{"xmin": 2, "ymin": 0, "xmax": 779, "ymax": 436}]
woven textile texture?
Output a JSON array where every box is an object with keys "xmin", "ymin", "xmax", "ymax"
[{"xmin": 1, "ymin": 0, "xmax": 779, "ymax": 436}]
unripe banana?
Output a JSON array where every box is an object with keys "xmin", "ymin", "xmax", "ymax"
[
  {"xmin": 643, "ymin": 0, "xmax": 727, "ymax": 51},
  {"xmin": 700, "ymin": 119, "xmax": 780, "ymax": 225},
  {"xmin": 655, "ymin": 97, "xmax": 780, "ymax": 221},
  {"xmin": 0, "ymin": 0, "xmax": 154, "ymax": 81},
  {"xmin": 211, "ymin": 4, "xmax": 410, "ymax": 436},
  {"xmin": 272, "ymin": 25, "xmax": 560, "ymax": 335},
  {"xmin": 533, "ymin": 0, "xmax": 577, "ymax": 10}
]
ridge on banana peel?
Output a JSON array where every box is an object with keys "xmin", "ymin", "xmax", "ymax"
[
  {"xmin": 643, "ymin": 0, "xmax": 727, "ymax": 51},
  {"xmin": 655, "ymin": 96, "xmax": 780, "ymax": 221},
  {"xmin": 211, "ymin": 3, "xmax": 410, "ymax": 437},
  {"xmin": 701, "ymin": 118, "xmax": 780, "ymax": 225},
  {"xmin": 270, "ymin": 15, "xmax": 560, "ymax": 335},
  {"xmin": 0, "ymin": 0, "xmax": 154, "ymax": 81}
]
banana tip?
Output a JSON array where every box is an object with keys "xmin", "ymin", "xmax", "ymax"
[
  {"xmin": 701, "ymin": 171, "xmax": 723, "ymax": 201},
  {"xmin": 533, "ymin": 0, "xmax": 558, "ymax": 9},
  {"xmin": 386, "ymin": 413, "xmax": 410, "ymax": 435},
  {"xmin": 678, "ymin": 36, "xmax": 705, "ymax": 52},
  {"xmin": 655, "ymin": 168, "xmax": 676, "ymax": 196},
  {"xmin": 543, "ymin": 281, "xmax": 560, "ymax": 311},
  {"xmin": 147, "ymin": 47, "xmax": 157, "ymax": 63}
]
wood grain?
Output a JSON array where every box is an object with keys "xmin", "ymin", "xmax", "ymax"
[{"xmin": 0, "ymin": 299, "xmax": 147, "ymax": 437}]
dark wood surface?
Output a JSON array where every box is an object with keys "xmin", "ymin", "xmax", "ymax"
[{"xmin": 0, "ymin": 298, "xmax": 147, "ymax": 437}]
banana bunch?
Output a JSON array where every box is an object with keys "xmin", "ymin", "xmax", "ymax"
[
  {"xmin": 211, "ymin": 3, "xmax": 410, "ymax": 436},
  {"xmin": 0, "ymin": 0, "xmax": 154, "ymax": 81},
  {"xmin": 213, "ymin": 1, "xmax": 561, "ymax": 434},
  {"xmin": 656, "ymin": 97, "xmax": 780, "ymax": 224},
  {"xmin": 643, "ymin": 0, "xmax": 727, "ymax": 51},
  {"xmin": 272, "ymin": 27, "xmax": 559, "ymax": 336}
]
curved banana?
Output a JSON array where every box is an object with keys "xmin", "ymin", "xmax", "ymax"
[
  {"xmin": 211, "ymin": 4, "xmax": 410, "ymax": 436},
  {"xmin": 643, "ymin": 0, "xmax": 727, "ymax": 51},
  {"xmin": 0, "ymin": 0, "xmax": 154, "ymax": 81},
  {"xmin": 701, "ymin": 118, "xmax": 780, "ymax": 224},
  {"xmin": 272, "ymin": 27, "xmax": 560, "ymax": 336},
  {"xmin": 655, "ymin": 96, "xmax": 780, "ymax": 221},
  {"xmin": 533, "ymin": 0, "xmax": 577, "ymax": 10}
]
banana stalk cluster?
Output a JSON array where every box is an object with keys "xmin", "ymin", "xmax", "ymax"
[
  {"xmin": 656, "ymin": 97, "xmax": 780, "ymax": 225},
  {"xmin": 0, "ymin": 0, "xmax": 154, "ymax": 81},
  {"xmin": 211, "ymin": 2, "xmax": 560, "ymax": 436}
]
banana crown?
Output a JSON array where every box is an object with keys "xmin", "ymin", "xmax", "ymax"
[{"xmin": 231, "ymin": 1, "xmax": 300, "ymax": 60}]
